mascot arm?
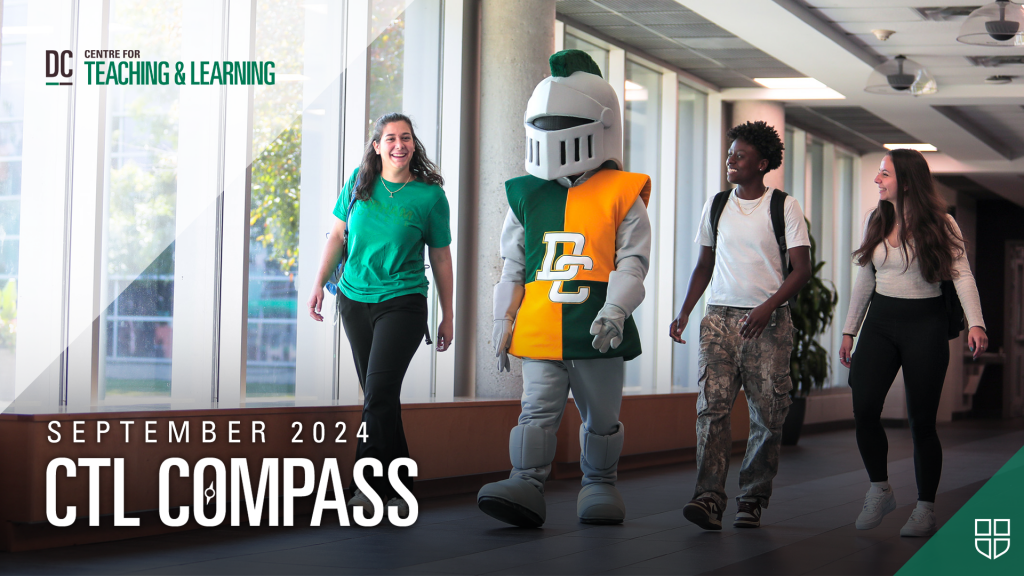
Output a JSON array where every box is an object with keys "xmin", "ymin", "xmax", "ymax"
[
  {"xmin": 590, "ymin": 197, "xmax": 651, "ymax": 352},
  {"xmin": 494, "ymin": 208, "xmax": 526, "ymax": 371},
  {"xmin": 499, "ymin": 208, "xmax": 527, "ymax": 284}
]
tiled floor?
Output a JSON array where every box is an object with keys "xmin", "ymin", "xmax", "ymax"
[{"xmin": 2, "ymin": 419, "xmax": 1022, "ymax": 575}]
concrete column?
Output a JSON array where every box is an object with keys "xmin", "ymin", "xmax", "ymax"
[
  {"xmin": 730, "ymin": 100, "xmax": 786, "ymax": 192},
  {"xmin": 468, "ymin": 0, "xmax": 555, "ymax": 398}
]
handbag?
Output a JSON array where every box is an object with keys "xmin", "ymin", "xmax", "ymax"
[
  {"xmin": 324, "ymin": 177, "xmax": 359, "ymax": 296},
  {"xmin": 941, "ymin": 280, "xmax": 965, "ymax": 340}
]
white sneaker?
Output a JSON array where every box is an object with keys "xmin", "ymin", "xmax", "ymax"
[
  {"xmin": 900, "ymin": 507, "xmax": 937, "ymax": 537},
  {"xmin": 855, "ymin": 487, "xmax": 896, "ymax": 529},
  {"xmin": 347, "ymin": 489, "xmax": 375, "ymax": 517},
  {"xmin": 387, "ymin": 497, "xmax": 410, "ymax": 519}
]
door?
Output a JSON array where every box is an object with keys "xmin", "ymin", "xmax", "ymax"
[{"xmin": 1005, "ymin": 241, "xmax": 1024, "ymax": 418}]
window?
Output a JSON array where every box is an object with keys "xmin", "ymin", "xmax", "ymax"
[
  {"xmin": 564, "ymin": 34, "xmax": 609, "ymax": 79},
  {"xmin": 672, "ymin": 82, "xmax": 707, "ymax": 391},
  {"xmin": 246, "ymin": 0, "xmax": 306, "ymax": 401},
  {"xmin": 363, "ymin": 0, "xmax": 443, "ymax": 403},
  {"xmin": 622, "ymin": 60, "xmax": 661, "ymax": 394},
  {"xmin": 833, "ymin": 153, "xmax": 855, "ymax": 387},
  {"xmin": 0, "ymin": 0, "xmax": 29, "ymax": 400},
  {"xmin": 99, "ymin": 0, "xmax": 183, "ymax": 404},
  {"xmin": 808, "ymin": 140, "xmax": 825, "ymax": 245}
]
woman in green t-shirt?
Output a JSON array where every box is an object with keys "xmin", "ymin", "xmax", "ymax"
[{"xmin": 307, "ymin": 113, "xmax": 453, "ymax": 519}]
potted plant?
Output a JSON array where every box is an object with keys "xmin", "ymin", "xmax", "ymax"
[{"xmin": 782, "ymin": 222, "xmax": 838, "ymax": 445}]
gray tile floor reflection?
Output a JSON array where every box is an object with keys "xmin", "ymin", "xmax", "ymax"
[{"xmin": 2, "ymin": 419, "xmax": 1022, "ymax": 575}]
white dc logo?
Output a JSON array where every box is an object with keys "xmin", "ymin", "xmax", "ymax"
[
  {"xmin": 538, "ymin": 232, "xmax": 593, "ymax": 304},
  {"xmin": 975, "ymin": 519, "xmax": 1010, "ymax": 559}
]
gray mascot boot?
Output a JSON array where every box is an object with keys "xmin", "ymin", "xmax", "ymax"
[
  {"xmin": 477, "ymin": 424, "xmax": 555, "ymax": 528},
  {"xmin": 577, "ymin": 423, "xmax": 626, "ymax": 524}
]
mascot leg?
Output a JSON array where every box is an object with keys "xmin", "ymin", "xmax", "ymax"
[
  {"xmin": 477, "ymin": 359, "xmax": 569, "ymax": 528},
  {"xmin": 569, "ymin": 357, "xmax": 627, "ymax": 524}
]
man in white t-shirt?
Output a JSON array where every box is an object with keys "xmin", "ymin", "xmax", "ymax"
[{"xmin": 670, "ymin": 121, "xmax": 811, "ymax": 530}]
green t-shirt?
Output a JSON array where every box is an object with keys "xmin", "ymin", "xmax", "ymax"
[{"xmin": 332, "ymin": 169, "xmax": 451, "ymax": 303}]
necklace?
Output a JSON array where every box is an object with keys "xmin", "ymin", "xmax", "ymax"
[
  {"xmin": 734, "ymin": 186, "xmax": 768, "ymax": 216},
  {"xmin": 380, "ymin": 175, "xmax": 411, "ymax": 198}
]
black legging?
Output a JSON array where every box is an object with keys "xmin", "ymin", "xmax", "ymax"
[
  {"xmin": 339, "ymin": 292, "xmax": 428, "ymax": 500},
  {"xmin": 849, "ymin": 293, "xmax": 948, "ymax": 502}
]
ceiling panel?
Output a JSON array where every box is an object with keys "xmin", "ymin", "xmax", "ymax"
[
  {"xmin": 839, "ymin": 21, "xmax": 962, "ymax": 34},
  {"xmin": 573, "ymin": 10, "xmax": 709, "ymax": 26},
  {"xmin": 933, "ymin": 105, "xmax": 1024, "ymax": 159},
  {"xmin": 675, "ymin": 37, "xmax": 756, "ymax": 50},
  {"xmin": 555, "ymin": 0, "xmax": 608, "ymax": 16},
  {"xmin": 813, "ymin": 7, "xmax": 923, "ymax": 22},
  {"xmin": 785, "ymin": 105, "xmax": 922, "ymax": 154},
  {"xmin": 556, "ymin": 0, "xmax": 805, "ymax": 89},
  {"xmin": 593, "ymin": 0, "xmax": 687, "ymax": 12}
]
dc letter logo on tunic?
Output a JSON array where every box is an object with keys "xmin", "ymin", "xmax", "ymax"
[{"xmin": 537, "ymin": 232, "xmax": 593, "ymax": 304}]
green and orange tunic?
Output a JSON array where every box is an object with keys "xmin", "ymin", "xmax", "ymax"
[{"xmin": 506, "ymin": 169, "xmax": 650, "ymax": 361}]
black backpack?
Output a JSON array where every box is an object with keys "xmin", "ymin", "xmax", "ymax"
[{"xmin": 709, "ymin": 189, "xmax": 794, "ymax": 297}]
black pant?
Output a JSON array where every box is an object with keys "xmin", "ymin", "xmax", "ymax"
[
  {"xmin": 338, "ymin": 292, "xmax": 427, "ymax": 500},
  {"xmin": 849, "ymin": 293, "xmax": 948, "ymax": 502}
]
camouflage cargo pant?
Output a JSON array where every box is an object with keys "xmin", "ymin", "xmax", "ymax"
[{"xmin": 694, "ymin": 305, "xmax": 794, "ymax": 509}]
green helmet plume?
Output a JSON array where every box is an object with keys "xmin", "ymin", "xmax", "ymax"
[{"xmin": 549, "ymin": 49, "xmax": 603, "ymax": 79}]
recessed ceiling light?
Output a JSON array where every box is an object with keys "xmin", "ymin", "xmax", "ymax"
[
  {"xmin": 884, "ymin": 143, "xmax": 938, "ymax": 152},
  {"xmin": 754, "ymin": 77, "xmax": 828, "ymax": 89}
]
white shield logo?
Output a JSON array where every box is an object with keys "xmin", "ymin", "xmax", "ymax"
[{"xmin": 975, "ymin": 519, "xmax": 1011, "ymax": 559}]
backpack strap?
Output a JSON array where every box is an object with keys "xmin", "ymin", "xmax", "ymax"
[
  {"xmin": 709, "ymin": 190, "xmax": 732, "ymax": 252},
  {"xmin": 769, "ymin": 189, "xmax": 789, "ymax": 279}
]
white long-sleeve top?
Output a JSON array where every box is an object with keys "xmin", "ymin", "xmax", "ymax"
[{"xmin": 842, "ymin": 213, "xmax": 985, "ymax": 336}]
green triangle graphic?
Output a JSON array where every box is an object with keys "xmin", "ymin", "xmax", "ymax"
[{"xmin": 897, "ymin": 445, "xmax": 1024, "ymax": 575}]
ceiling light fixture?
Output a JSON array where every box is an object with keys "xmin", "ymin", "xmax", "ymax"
[
  {"xmin": 872, "ymin": 29, "xmax": 896, "ymax": 41},
  {"xmin": 865, "ymin": 55, "xmax": 937, "ymax": 95},
  {"xmin": 883, "ymin": 143, "xmax": 938, "ymax": 152},
  {"xmin": 754, "ymin": 77, "xmax": 827, "ymax": 89},
  {"xmin": 957, "ymin": 0, "xmax": 1024, "ymax": 45}
]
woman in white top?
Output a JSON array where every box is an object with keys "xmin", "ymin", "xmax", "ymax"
[{"xmin": 839, "ymin": 149, "xmax": 988, "ymax": 538}]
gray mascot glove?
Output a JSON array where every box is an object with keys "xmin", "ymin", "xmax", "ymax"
[
  {"xmin": 589, "ymin": 270, "xmax": 645, "ymax": 353},
  {"xmin": 590, "ymin": 304, "xmax": 627, "ymax": 353},
  {"xmin": 493, "ymin": 282, "xmax": 525, "ymax": 372}
]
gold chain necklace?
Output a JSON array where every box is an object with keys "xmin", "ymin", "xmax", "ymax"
[
  {"xmin": 734, "ymin": 186, "xmax": 768, "ymax": 216},
  {"xmin": 380, "ymin": 175, "xmax": 411, "ymax": 198}
]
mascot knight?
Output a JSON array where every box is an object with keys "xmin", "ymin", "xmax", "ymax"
[{"xmin": 476, "ymin": 50, "xmax": 652, "ymax": 527}]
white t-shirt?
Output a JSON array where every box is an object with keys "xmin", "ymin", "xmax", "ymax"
[{"xmin": 695, "ymin": 188, "xmax": 810, "ymax": 308}]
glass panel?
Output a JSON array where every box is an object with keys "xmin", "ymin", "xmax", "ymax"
[
  {"xmin": 564, "ymin": 34, "xmax": 609, "ymax": 79},
  {"xmin": 368, "ymin": 0, "xmax": 405, "ymax": 137},
  {"xmin": 834, "ymin": 155, "xmax": 855, "ymax": 388},
  {"xmin": 672, "ymin": 82, "xmax": 706, "ymax": 392},
  {"xmin": 809, "ymin": 140, "xmax": 824, "ymax": 245},
  {"xmin": 0, "ymin": 0, "xmax": 27, "ymax": 394},
  {"xmin": 363, "ymin": 0, "xmax": 442, "ymax": 403},
  {"xmin": 246, "ymin": 0, "xmax": 306, "ymax": 400},
  {"xmin": 99, "ymin": 0, "xmax": 182, "ymax": 404},
  {"xmin": 623, "ymin": 60, "xmax": 660, "ymax": 394},
  {"xmin": 783, "ymin": 128, "xmax": 794, "ymax": 194}
]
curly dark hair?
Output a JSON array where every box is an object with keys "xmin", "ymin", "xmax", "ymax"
[{"xmin": 726, "ymin": 120, "xmax": 784, "ymax": 172}]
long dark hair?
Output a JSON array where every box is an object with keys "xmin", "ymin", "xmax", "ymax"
[
  {"xmin": 353, "ymin": 113, "xmax": 443, "ymax": 201},
  {"xmin": 852, "ymin": 148, "xmax": 964, "ymax": 283}
]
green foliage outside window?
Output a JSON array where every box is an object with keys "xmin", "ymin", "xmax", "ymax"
[{"xmin": 250, "ymin": 119, "xmax": 302, "ymax": 273}]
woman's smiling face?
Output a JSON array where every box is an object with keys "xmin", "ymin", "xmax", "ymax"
[
  {"xmin": 875, "ymin": 155, "xmax": 899, "ymax": 204},
  {"xmin": 374, "ymin": 120, "xmax": 414, "ymax": 174}
]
